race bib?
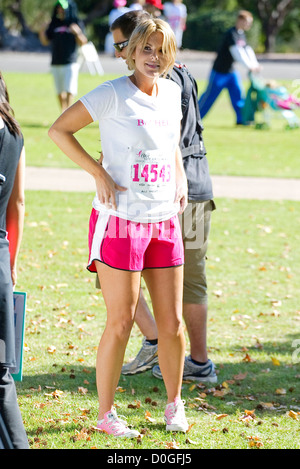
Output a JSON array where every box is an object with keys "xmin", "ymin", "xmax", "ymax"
[{"xmin": 129, "ymin": 148, "xmax": 175, "ymax": 202}]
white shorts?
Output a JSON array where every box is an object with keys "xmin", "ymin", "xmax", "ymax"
[{"xmin": 51, "ymin": 63, "xmax": 79, "ymax": 96}]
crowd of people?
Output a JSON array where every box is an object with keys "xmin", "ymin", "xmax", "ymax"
[
  {"xmin": 105, "ymin": 0, "xmax": 188, "ymax": 53},
  {"xmin": 0, "ymin": 0, "xmax": 262, "ymax": 447}
]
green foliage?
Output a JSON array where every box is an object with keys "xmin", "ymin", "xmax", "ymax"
[{"xmin": 1, "ymin": 0, "xmax": 300, "ymax": 52}]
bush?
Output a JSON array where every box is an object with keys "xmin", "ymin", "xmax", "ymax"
[{"xmin": 182, "ymin": 9, "xmax": 261, "ymax": 52}]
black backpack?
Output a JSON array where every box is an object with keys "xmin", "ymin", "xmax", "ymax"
[
  {"xmin": 168, "ymin": 63, "xmax": 212, "ymax": 200},
  {"xmin": 169, "ymin": 62, "xmax": 206, "ymax": 158}
]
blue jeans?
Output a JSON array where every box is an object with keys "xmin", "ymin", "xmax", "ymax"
[{"xmin": 198, "ymin": 69, "xmax": 245, "ymax": 124}]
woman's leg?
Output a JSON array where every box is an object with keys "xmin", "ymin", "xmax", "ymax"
[
  {"xmin": 143, "ymin": 266, "xmax": 185, "ymax": 403},
  {"xmin": 95, "ymin": 261, "xmax": 141, "ymax": 420}
]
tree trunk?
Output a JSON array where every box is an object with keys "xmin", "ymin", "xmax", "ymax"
[
  {"xmin": 84, "ymin": 0, "xmax": 111, "ymax": 25},
  {"xmin": 257, "ymin": 0, "xmax": 294, "ymax": 52},
  {"xmin": 8, "ymin": 0, "xmax": 31, "ymax": 36}
]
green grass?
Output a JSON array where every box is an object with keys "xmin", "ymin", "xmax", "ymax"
[
  {"xmin": 3, "ymin": 71, "xmax": 300, "ymax": 178},
  {"xmin": 15, "ymin": 191, "xmax": 300, "ymax": 449},
  {"xmin": 3, "ymin": 70, "xmax": 300, "ymax": 449}
]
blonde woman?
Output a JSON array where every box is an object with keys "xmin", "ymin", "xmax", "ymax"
[{"xmin": 49, "ymin": 18, "xmax": 188, "ymax": 437}]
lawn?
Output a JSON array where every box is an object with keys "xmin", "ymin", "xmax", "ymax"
[
  {"xmin": 3, "ymin": 71, "xmax": 300, "ymax": 178},
  {"xmin": 3, "ymin": 71, "xmax": 300, "ymax": 450},
  {"xmin": 15, "ymin": 192, "xmax": 300, "ymax": 449}
]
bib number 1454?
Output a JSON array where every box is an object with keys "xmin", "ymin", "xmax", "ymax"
[{"xmin": 132, "ymin": 163, "xmax": 171, "ymax": 183}]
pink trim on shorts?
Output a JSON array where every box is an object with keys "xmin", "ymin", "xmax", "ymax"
[{"xmin": 87, "ymin": 209, "xmax": 184, "ymax": 272}]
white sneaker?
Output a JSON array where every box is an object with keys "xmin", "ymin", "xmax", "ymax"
[
  {"xmin": 164, "ymin": 397, "xmax": 189, "ymax": 432},
  {"xmin": 97, "ymin": 409, "xmax": 140, "ymax": 438}
]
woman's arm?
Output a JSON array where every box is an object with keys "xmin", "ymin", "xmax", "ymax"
[
  {"xmin": 48, "ymin": 100, "xmax": 126, "ymax": 209},
  {"xmin": 174, "ymin": 144, "xmax": 188, "ymax": 214},
  {"xmin": 6, "ymin": 147, "xmax": 25, "ymax": 287}
]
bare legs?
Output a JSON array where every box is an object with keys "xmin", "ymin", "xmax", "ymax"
[
  {"xmin": 95, "ymin": 261, "xmax": 185, "ymax": 418},
  {"xmin": 183, "ymin": 303, "xmax": 208, "ymax": 363},
  {"xmin": 143, "ymin": 267, "xmax": 185, "ymax": 404},
  {"xmin": 58, "ymin": 92, "xmax": 73, "ymax": 112}
]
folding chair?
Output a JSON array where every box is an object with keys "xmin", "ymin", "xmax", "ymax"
[{"xmin": 78, "ymin": 41, "xmax": 104, "ymax": 76}]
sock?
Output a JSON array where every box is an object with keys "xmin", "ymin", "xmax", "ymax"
[
  {"xmin": 145, "ymin": 338, "xmax": 158, "ymax": 346},
  {"xmin": 190, "ymin": 357, "xmax": 208, "ymax": 367}
]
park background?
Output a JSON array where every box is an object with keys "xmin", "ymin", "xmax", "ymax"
[{"xmin": 1, "ymin": 0, "xmax": 300, "ymax": 450}]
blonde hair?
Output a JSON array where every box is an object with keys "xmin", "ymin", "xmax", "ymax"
[
  {"xmin": 238, "ymin": 10, "xmax": 253, "ymax": 21},
  {"xmin": 126, "ymin": 18, "xmax": 177, "ymax": 77}
]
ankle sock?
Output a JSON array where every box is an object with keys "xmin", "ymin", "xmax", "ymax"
[
  {"xmin": 190, "ymin": 357, "xmax": 208, "ymax": 367},
  {"xmin": 146, "ymin": 338, "xmax": 158, "ymax": 346}
]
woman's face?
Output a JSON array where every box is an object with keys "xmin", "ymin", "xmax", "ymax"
[{"xmin": 132, "ymin": 31, "xmax": 169, "ymax": 80}]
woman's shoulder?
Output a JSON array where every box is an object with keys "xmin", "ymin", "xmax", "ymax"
[
  {"xmin": 90, "ymin": 75, "xmax": 128, "ymax": 94},
  {"xmin": 158, "ymin": 77, "xmax": 181, "ymax": 94}
]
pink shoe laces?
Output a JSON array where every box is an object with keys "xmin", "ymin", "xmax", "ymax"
[
  {"xmin": 97, "ymin": 410, "xmax": 130, "ymax": 436},
  {"xmin": 165, "ymin": 397, "xmax": 186, "ymax": 425}
]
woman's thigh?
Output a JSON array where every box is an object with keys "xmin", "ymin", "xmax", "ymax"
[
  {"xmin": 142, "ymin": 266, "xmax": 183, "ymax": 331},
  {"xmin": 95, "ymin": 261, "xmax": 141, "ymax": 326}
]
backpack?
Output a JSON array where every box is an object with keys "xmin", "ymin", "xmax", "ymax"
[
  {"xmin": 169, "ymin": 62, "xmax": 206, "ymax": 158},
  {"xmin": 168, "ymin": 63, "xmax": 212, "ymax": 200}
]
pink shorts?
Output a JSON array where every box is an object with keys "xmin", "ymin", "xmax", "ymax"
[{"xmin": 87, "ymin": 209, "xmax": 184, "ymax": 272}]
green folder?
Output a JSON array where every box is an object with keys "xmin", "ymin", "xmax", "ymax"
[{"xmin": 10, "ymin": 292, "xmax": 27, "ymax": 382}]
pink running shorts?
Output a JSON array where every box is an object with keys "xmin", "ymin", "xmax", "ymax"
[{"xmin": 87, "ymin": 209, "xmax": 184, "ymax": 272}]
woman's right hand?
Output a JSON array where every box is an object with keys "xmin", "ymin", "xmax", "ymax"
[{"xmin": 95, "ymin": 166, "xmax": 127, "ymax": 211}]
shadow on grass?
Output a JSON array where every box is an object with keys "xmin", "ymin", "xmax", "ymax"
[{"xmin": 17, "ymin": 332, "xmax": 300, "ymax": 441}]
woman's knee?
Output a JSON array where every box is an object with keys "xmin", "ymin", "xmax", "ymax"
[
  {"xmin": 106, "ymin": 312, "xmax": 135, "ymax": 341},
  {"xmin": 158, "ymin": 315, "xmax": 184, "ymax": 338}
]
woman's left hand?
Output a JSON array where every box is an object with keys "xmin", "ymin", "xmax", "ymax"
[
  {"xmin": 175, "ymin": 146, "xmax": 188, "ymax": 214},
  {"xmin": 175, "ymin": 175, "xmax": 188, "ymax": 214}
]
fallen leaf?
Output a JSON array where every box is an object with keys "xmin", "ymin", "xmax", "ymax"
[
  {"xmin": 145, "ymin": 411, "xmax": 156, "ymax": 423},
  {"xmin": 288, "ymin": 410, "xmax": 299, "ymax": 420},
  {"xmin": 243, "ymin": 353, "xmax": 255, "ymax": 363},
  {"xmin": 78, "ymin": 387, "xmax": 88, "ymax": 395},
  {"xmin": 275, "ymin": 388, "xmax": 286, "ymax": 395},
  {"xmin": 233, "ymin": 372, "xmax": 248, "ymax": 381},
  {"xmin": 271, "ymin": 357, "xmax": 281, "ymax": 366},
  {"xmin": 216, "ymin": 413, "xmax": 228, "ymax": 420},
  {"xmin": 164, "ymin": 441, "xmax": 179, "ymax": 449},
  {"xmin": 116, "ymin": 386, "xmax": 126, "ymax": 393}
]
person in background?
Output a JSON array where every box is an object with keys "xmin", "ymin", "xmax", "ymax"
[
  {"xmin": 0, "ymin": 71, "xmax": 28, "ymax": 449},
  {"xmin": 39, "ymin": 0, "xmax": 87, "ymax": 112},
  {"xmin": 163, "ymin": 0, "xmax": 187, "ymax": 49},
  {"xmin": 144, "ymin": 0, "xmax": 164, "ymax": 18},
  {"xmin": 198, "ymin": 10, "xmax": 260, "ymax": 125},
  {"xmin": 49, "ymin": 17, "xmax": 189, "ymax": 438},
  {"xmin": 129, "ymin": 0, "xmax": 145, "ymax": 10},
  {"xmin": 110, "ymin": 11, "xmax": 217, "ymax": 384},
  {"xmin": 105, "ymin": 0, "xmax": 130, "ymax": 55}
]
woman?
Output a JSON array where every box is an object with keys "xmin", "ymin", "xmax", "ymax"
[
  {"xmin": 39, "ymin": 0, "xmax": 87, "ymax": 112},
  {"xmin": 49, "ymin": 18, "xmax": 188, "ymax": 438},
  {"xmin": 0, "ymin": 71, "xmax": 28, "ymax": 449}
]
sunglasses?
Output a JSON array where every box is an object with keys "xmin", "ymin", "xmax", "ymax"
[{"xmin": 113, "ymin": 40, "xmax": 129, "ymax": 52}]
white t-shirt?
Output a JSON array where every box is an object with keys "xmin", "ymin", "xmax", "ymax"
[{"xmin": 80, "ymin": 75, "xmax": 182, "ymax": 223}]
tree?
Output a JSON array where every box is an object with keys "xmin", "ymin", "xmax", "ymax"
[{"xmin": 239, "ymin": 0, "xmax": 297, "ymax": 51}]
